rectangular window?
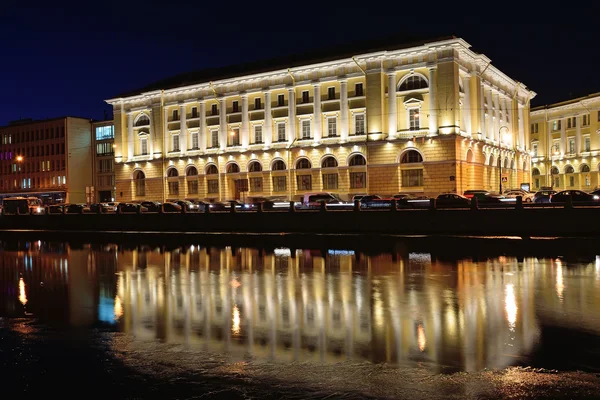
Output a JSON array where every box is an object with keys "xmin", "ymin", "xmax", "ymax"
[
  {"xmin": 232, "ymin": 101, "xmax": 239, "ymax": 113},
  {"xmin": 191, "ymin": 132, "xmax": 199, "ymax": 149},
  {"xmin": 95, "ymin": 125, "xmax": 114, "ymax": 141},
  {"xmin": 296, "ymin": 175, "xmax": 312, "ymax": 191},
  {"xmin": 567, "ymin": 118, "xmax": 572, "ymax": 129},
  {"xmin": 585, "ymin": 175, "xmax": 590, "ymax": 187},
  {"xmin": 583, "ymin": 114, "xmax": 589, "ymax": 126},
  {"xmin": 172, "ymin": 109, "xmax": 179, "ymax": 120},
  {"xmin": 211, "ymin": 130, "xmax": 219, "ymax": 148},
  {"xmin": 277, "ymin": 94, "xmax": 285, "ymax": 107},
  {"xmin": 187, "ymin": 180, "xmax": 198, "ymax": 195},
  {"xmin": 250, "ymin": 177, "xmax": 263, "ymax": 192},
  {"xmin": 322, "ymin": 173, "xmax": 338, "ymax": 190},
  {"xmin": 229, "ymin": 128, "xmax": 239, "ymax": 146},
  {"xmin": 569, "ymin": 176, "xmax": 575, "ymax": 187},
  {"xmin": 584, "ymin": 136, "xmax": 591, "ymax": 152},
  {"xmin": 552, "ymin": 141, "xmax": 560, "ymax": 155},
  {"xmin": 191, "ymin": 107, "xmax": 198, "ymax": 118},
  {"xmin": 272, "ymin": 176, "xmax": 287, "ymax": 192},
  {"xmin": 168, "ymin": 181, "xmax": 179, "ymax": 196},
  {"xmin": 277, "ymin": 123, "xmax": 286, "ymax": 142},
  {"xmin": 355, "ymin": 83, "xmax": 363, "ymax": 96},
  {"xmin": 401, "ymin": 169, "xmax": 424, "ymax": 187},
  {"xmin": 254, "ymin": 97, "xmax": 261, "ymax": 109},
  {"xmin": 328, "ymin": 87, "xmax": 335, "ymax": 100},
  {"xmin": 568, "ymin": 137, "xmax": 575, "ymax": 154},
  {"xmin": 254, "ymin": 126, "xmax": 263, "ymax": 143},
  {"xmin": 327, "ymin": 117, "xmax": 337, "ymax": 137},
  {"xmin": 140, "ymin": 137, "xmax": 148, "ymax": 155},
  {"xmin": 207, "ymin": 179, "xmax": 219, "ymax": 194},
  {"xmin": 532, "ymin": 142, "xmax": 538, "ymax": 157},
  {"xmin": 172, "ymin": 135, "xmax": 180, "ymax": 152},
  {"xmin": 211, "ymin": 104, "xmax": 218, "ymax": 115},
  {"xmin": 354, "ymin": 114, "xmax": 365, "ymax": 134},
  {"xmin": 552, "ymin": 120, "xmax": 561, "ymax": 131},
  {"xmin": 530, "ymin": 123, "xmax": 538, "ymax": 134},
  {"xmin": 96, "ymin": 142, "xmax": 113, "ymax": 155},
  {"xmin": 350, "ymin": 172, "xmax": 366, "ymax": 189},
  {"xmin": 302, "ymin": 91, "xmax": 309, "ymax": 103},
  {"xmin": 409, "ymin": 109, "xmax": 420, "ymax": 130},
  {"xmin": 301, "ymin": 120, "xmax": 311, "ymax": 139}
]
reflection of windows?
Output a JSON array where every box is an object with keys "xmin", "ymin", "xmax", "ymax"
[
  {"xmin": 567, "ymin": 117, "xmax": 576, "ymax": 129},
  {"xmin": 399, "ymin": 75, "xmax": 428, "ymax": 91},
  {"xmin": 98, "ymin": 159, "xmax": 113, "ymax": 173},
  {"xmin": 583, "ymin": 114, "xmax": 590, "ymax": 126},
  {"xmin": 322, "ymin": 173, "xmax": 338, "ymax": 189},
  {"xmin": 249, "ymin": 177, "xmax": 263, "ymax": 192},
  {"xmin": 228, "ymin": 128, "xmax": 239, "ymax": 147},
  {"xmin": 350, "ymin": 172, "xmax": 366, "ymax": 189},
  {"xmin": 296, "ymin": 175, "xmax": 312, "ymax": 191},
  {"xmin": 402, "ymin": 169, "xmax": 424, "ymax": 187},
  {"xmin": 272, "ymin": 176, "xmax": 286, "ymax": 191},
  {"xmin": 585, "ymin": 175, "xmax": 591, "ymax": 186},
  {"xmin": 552, "ymin": 141, "xmax": 560, "ymax": 155},
  {"xmin": 207, "ymin": 179, "xmax": 219, "ymax": 194}
]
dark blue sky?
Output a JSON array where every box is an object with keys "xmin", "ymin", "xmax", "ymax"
[{"xmin": 1, "ymin": 1, "xmax": 599, "ymax": 125}]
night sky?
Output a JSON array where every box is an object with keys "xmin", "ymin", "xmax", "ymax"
[{"xmin": 1, "ymin": 2, "xmax": 599, "ymax": 126}]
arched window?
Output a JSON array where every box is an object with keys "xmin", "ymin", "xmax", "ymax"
[
  {"xmin": 349, "ymin": 154, "xmax": 366, "ymax": 166},
  {"xmin": 321, "ymin": 156, "xmax": 338, "ymax": 168},
  {"xmin": 564, "ymin": 165, "xmax": 574, "ymax": 174},
  {"xmin": 400, "ymin": 150, "xmax": 423, "ymax": 163},
  {"xmin": 206, "ymin": 164, "xmax": 218, "ymax": 175},
  {"xmin": 532, "ymin": 168, "xmax": 540, "ymax": 176},
  {"xmin": 135, "ymin": 114, "xmax": 150, "ymax": 127},
  {"xmin": 272, "ymin": 160, "xmax": 286, "ymax": 171},
  {"xmin": 398, "ymin": 75, "xmax": 428, "ymax": 91},
  {"xmin": 133, "ymin": 170, "xmax": 145, "ymax": 197},
  {"xmin": 580, "ymin": 164, "xmax": 591, "ymax": 173},
  {"xmin": 226, "ymin": 163, "xmax": 240, "ymax": 173},
  {"xmin": 167, "ymin": 167, "xmax": 179, "ymax": 177},
  {"xmin": 186, "ymin": 166, "xmax": 198, "ymax": 176},
  {"xmin": 296, "ymin": 158, "xmax": 311, "ymax": 169},
  {"xmin": 248, "ymin": 161, "xmax": 262, "ymax": 172},
  {"xmin": 551, "ymin": 166, "xmax": 559, "ymax": 175}
]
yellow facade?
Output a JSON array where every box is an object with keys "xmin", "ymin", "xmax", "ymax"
[
  {"xmin": 107, "ymin": 38, "xmax": 535, "ymax": 202},
  {"xmin": 530, "ymin": 92, "xmax": 600, "ymax": 192}
]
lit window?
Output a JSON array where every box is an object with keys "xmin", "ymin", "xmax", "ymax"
[
  {"xmin": 354, "ymin": 114, "xmax": 365, "ymax": 135},
  {"xmin": 211, "ymin": 130, "xmax": 219, "ymax": 148},
  {"xmin": 584, "ymin": 137, "xmax": 591, "ymax": 152},
  {"xmin": 172, "ymin": 134, "xmax": 180, "ymax": 152},
  {"xmin": 409, "ymin": 109, "xmax": 420, "ymax": 130},
  {"xmin": 296, "ymin": 175, "xmax": 312, "ymax": 191},
  {"xmin": 402, "ymin": 170, "xmax": 423, "ymax": 187},
  {"xmin": 272, "ymin": 176, "xmax": 286, "ymax": 191},
  {"xmin": 140, "ymin": 137, "xmax": 148, "ymax": 155},
  {"xmin": 322, "ymin": 173, "xmax": 338, "ymax": 189},
  {"xmin": 327, "ymin": 117, "xmax": 337, "ymax": 137},
  {"xmin": 277, "ymin": 123, "xmax": 286, "ymax": 142},
  {"xmin": 254, "ymin": 126, "xmax": 263, "ymax": 143},
  {"xmin": 302, "ymin": 120, "xmax": 311, "ymax": 139},
  {"xmin": 191, "ymin": 132, "xmax": 199, "ymax": 149}
]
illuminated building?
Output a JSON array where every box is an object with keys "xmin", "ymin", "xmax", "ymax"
[
  {"xmin": 106, "ymin": 37, "xmax": 535, "ymax": 202},
  {"xmin": 530, "ymin": 92, "xmax": 600, "ymax": 191},
  {"xmin": 0, "ymin": 117, "xmax": 93, "ymax": 204},
  {"xmin": 92, "ymin": 120, "xmax": 116, "ymax": 202}
]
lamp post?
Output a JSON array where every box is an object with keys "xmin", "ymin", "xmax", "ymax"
[{"xmin": 498, "ymin": 126, "xmax": 509, "ymax": 194}]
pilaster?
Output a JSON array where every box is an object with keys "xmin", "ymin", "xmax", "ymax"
[
  {"xmin": 241, "ymin": 94, "xmax": 249, "ymax": 148},
  {"xmin": 387, "ymin": 73, "xmax": 397, "ymax": 137},
  {"xmin": 313, "ymin": 84, "xmax": 322, "ymax": 142},
  {"xmin": 428, "ymin": 67, "xmax": 438, "ymax": 134},
  {"xmin": 340, "ymin": 79, "xmax": 349, "ymax": 141}
]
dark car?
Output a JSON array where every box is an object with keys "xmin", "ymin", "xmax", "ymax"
[
  {"xmin": 471, "ymin": 192, "xmax": 505, "ymax": 203},
  {"xmin": 89, "ymin": 203, "xmax": 117, "ymax": 213},
  {"xmin": 436, "ymin": 193, "xmax": 470, "ymax": 207},
  {"xmin": 463, "ymin": 190, "xmax": 488, "ymax": 199},
  {"xmin": 533, "ymin": 189, "xmax": 557, "ymax": 203},
  {"xmin": 550, "ymin": 190, "xmax": 600, "ymax": 203},
  {"xmin": 47, "ymin": 204, "xmax": 65, "ymax": 214},
  {"xmin": 119, "ymin": 203, "xmax": 148, "ymax": 213},
  {"xmin": 64, "ymin": 203, "xmax": 89, "ymax": 214},
  {"xmin": 169, "ymin": 199, "xmax": 199, "ymax": 212}
]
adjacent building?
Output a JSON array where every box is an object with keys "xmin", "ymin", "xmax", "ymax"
[
  {"xmin": 92, "ymin": 120, "xmax": 116, "ymax": 202},
  {"xmin": 106, "ymin": 36, "xmax": 535, "ymax": 203},
  {"xmin": 530, "ymin": 92, "xmax": 600, "ymax": 191},
  {"xmin": 0, "ymin": 117, "xmax": 93, "ymax": 204}
]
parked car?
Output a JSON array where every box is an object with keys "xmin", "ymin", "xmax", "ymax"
[
  {"xmin": 533, "ymin": 189, "xmax": 557, "ymax": 203},
  {"xmin": 209, "ymin": 200, "xmax": 249, "ymax": 211},
  {"xmin": 503, "ymin": 190, "xmax": 534, "ymax": 203},
  {"xmin": 89, "ymin": 203, "xmax": 118, "ymax": 213},
  {"xmin": 470, "ymin": 192, "xmax": 506, "ymax": 204},
  {"xmin": 131, "ymin": 201, "xmax": 180, "ymax": 213},
  {"xmin": 463, "ymin": 190, "xmax": 488, "ymax": 199},
  {"xmin": 47, "ymin": 204, "xmax": 65, "ymax": 214},
  {"xmin": 435, "ymin": 193, "xmax": 470, "ymax": 207},
  {"xmin": 119, "ymin": 203, "xmax": 148, "ymax": 213},
  {"xmin": 392, "ymin": 193, "xmax": 417, "ymax": 200},
  {"xmin": 550, "ymin": 190, "xmax": 600, "ymax": 203},
  {"xmin": 169, "ymin": 199, "xmax": 199, "ymax": 212}
]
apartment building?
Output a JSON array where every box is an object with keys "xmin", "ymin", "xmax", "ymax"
[{"xmin": 92, "ymin": 120, "xmax": 116, "ymax": 202}]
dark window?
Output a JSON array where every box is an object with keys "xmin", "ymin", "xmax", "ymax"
[
  {"xmin": 401, "ymin": 150, "xmax": 423, "ymax": 163},
  {"xmin": 191, "ymin": 107, "xmax": 198, "ymax": 118},
  {"xmin": 302, "ymin": 91, "xmax": 309, "ymax": 103},
  {"xmin": 206, "ymin": 164, "xmax": 218, "ymax": 175},
  {"xmin": 349, "ymin": 154, "xmax": 366, "ymax": 166},
  {"xmin": 248, "ymin": 161, "xmax": 262, "ymax": 172},
  {"xmin": 328, "ymin": 87, "xmax": 335, "ymax": 100},
  {"xmin": 272, "ymin": 160, "xmax": 286, "ymax": 171},
  {"xmin": 355, "ymin": 83, "xmax": 363, "ymax": 96},
  {"xmin": 278, "ymin": 94, "xmax": 285, "ymax": 107},
  {"xmin": 211, "ymin": 104, "xmax": 218, "ymax": 115},
  {"xmin": 232, "ymin": 101, "xmax": 239, "ymax": 113},
  {"xmin": 254, "ymin": 97, "xmax": 261, "ymax": 109},
  {"xmin": 321, "ymin": 156, "xmax": 338, "ymax": 168},
  {"xmin": 226, "ymin": 163, "xmax": 240, "ymax": 173},
  {"xmin": 399, "ymin": 75, "xmax": 428, "ymax": 91},
  {"xmin": 296, "ymin": 158, "xmax": 311, "ymax": 169}
]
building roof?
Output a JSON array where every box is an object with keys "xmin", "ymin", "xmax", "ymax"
[
  {"xmin": 1, "ymin": 116, "xmax": 94, "ymax": 129},
  {"xmin": 113, "ymin": 34, "xmax": 456, "ymax": 99},
  {"xmin": 531, "ymin": 91, "xmax": 600, "ymax": 113}
]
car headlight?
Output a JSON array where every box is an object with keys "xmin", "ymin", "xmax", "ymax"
[
  {"xmin": 36, "ymin": 207, "xmax": 43, "ymax": 213},
  {"xmin": 594, "ymin": 195, "xmax": 599, "ymax": 200}
]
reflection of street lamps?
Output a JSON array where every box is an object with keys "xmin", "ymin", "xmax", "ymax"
[{"xmin": 498, "ymin": 126, "xmax": 509, "ymax": 194}]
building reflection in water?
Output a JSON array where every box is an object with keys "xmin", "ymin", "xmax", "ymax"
[{"xmin": 2, "ymin": 241, "xmax": 600, "ymax": 373}]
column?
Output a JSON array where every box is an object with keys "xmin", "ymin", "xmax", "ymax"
[
  {"xmin": 148, "ymin": 110, "xmax": 154, "ymax": 160},
  {"xmin": 198, "ymin": 101, "xmax": 206, "ymax": 152},
  {"xmin": 241, "ymin": 94, "xmax": 249, "ymax": 148},
  {"xmin": 463, "ymin": 76, "xmax": 472, "ymax": 135},
  {"xmin": 127, "ymin": 113, "xmax": 134, "ymax": 160},
  {"xmin": 313, "ymin": 84, "xmax": 321, "ymax": 142},
  {"xmin": 560, "ymin": 117, "xmax": 566, "ymax": 155},
  {"xmin": 518, "ymin": 105, "xmax": 525, "ymax": 151},
  {"xmin": 486, "ymin": 90, "xmax": 494, "ymax": 140},
  {"xmin": 576, "ymin": 115, "xmax": 581, "ymax": 155},
  {"xmin": 479, "ymin": 81, "xmax": 486, "ymax": 137},
  {"xmin": 163, "ymin": 107, "xmax": 169, "ymax": 155},
  {"xmin": 219, "ymin": 98, "xmax": 227, "ymax": 150},
  {"xmin": 428, "ymin": 67, "xmax": 438, "ymax": 134},
  {"xmin": 387, "ymin": 73, "xmax": 397, "ymax": 137},
  {"xmin": 493, "ymin": 92, "xmax": 500, "ymax": 143},
  {"xmin": 264, "ymin": 91, "xmax": 272, "ymax": 147},
  {"xmin": 179, "ymin": 104, "xmax": 187, "ymax": 153},
  {"xmin": 340, "ymin": 79, "xmax": 349, "ymax": 141},
  {"xmin": 288, "ymin": 87, "xmax": 296, "ymax": 145}
]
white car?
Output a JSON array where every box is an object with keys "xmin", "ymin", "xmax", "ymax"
[{"xmin": 504, "ymin": 190, "xmax": 534, "ymax": 202}]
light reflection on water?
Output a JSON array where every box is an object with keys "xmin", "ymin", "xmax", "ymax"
[{"xmin": 1, "ymin": 241, "xmax": 600, "ymax": 373}]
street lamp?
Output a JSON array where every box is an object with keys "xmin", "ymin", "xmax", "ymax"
[
  {"xmin": 498, "ymin": 126, "xmax": 509, "ymax": 194},
  {"xmin": 16, "ymin": 155, "xmax": 23, "ymax": 162}
]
